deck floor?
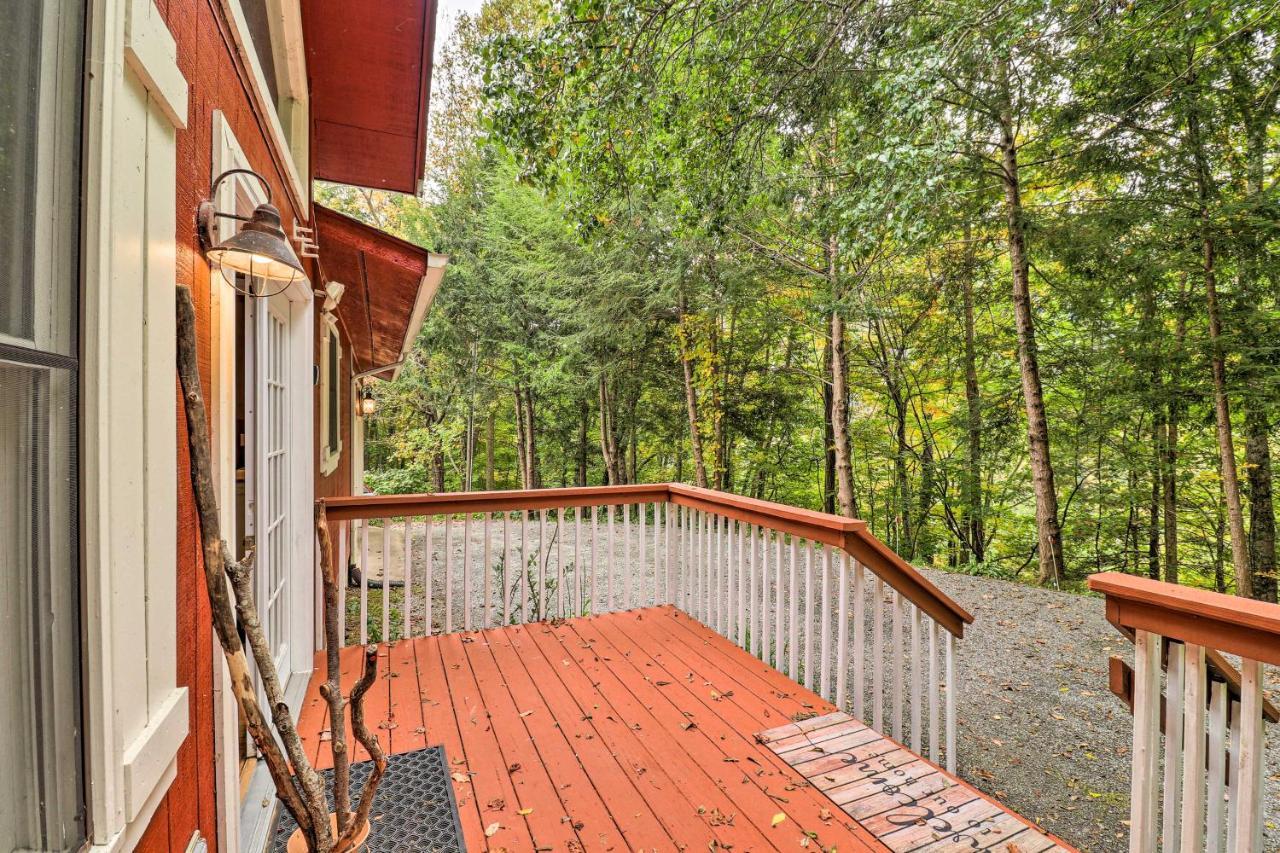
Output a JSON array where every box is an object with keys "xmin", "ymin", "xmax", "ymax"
[{"xmin": 296, "ymin": 607, "xmax": 1063, "ymax": 851}]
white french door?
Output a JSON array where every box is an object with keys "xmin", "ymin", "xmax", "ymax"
[{"xmin": 245, "ymin": 289, "xmax": 301, "ymax": 698}]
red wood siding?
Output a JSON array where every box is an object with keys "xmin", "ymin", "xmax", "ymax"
[{"xmin": 143, "ymin": 0, "xmax": 343, "ymax": 847}]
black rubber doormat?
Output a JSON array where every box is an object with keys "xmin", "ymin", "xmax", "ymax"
[{"xmin": 271, "ymin": 745, "xmax": 465, "ymax": 852}]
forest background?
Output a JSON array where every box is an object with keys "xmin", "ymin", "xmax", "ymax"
[{"xmin": 319, "ymin": 0, "xmax": 1280, "ymax": 599}]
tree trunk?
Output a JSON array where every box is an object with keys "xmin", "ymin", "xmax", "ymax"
[
  {"xmin": 1202, "ymin": 234, "xmax": 1251, "ymax": 595},
  {"xmin": 433, "ymin": 451, "xmax": 446, "ymax": 492},
  {"xmin": 1142, "ymin": 287, "xmax": 1163, "ymax": 581},
  {"xmin": 523, "ymin": 387, "xmax": 540, "ymax": 488},
  {"xmin": 959, "ymin": 225, "xmax": 985, "ymax": 563},
  {"xmin": 828, "ymin": 232, "xmax": 857, "ymax": 518},
  {"xmin": 916, "ymin": 427, "xmax": 936, "ymax": 564},
  {"xmin": 1245, "ymin": 402, "xmax": 1278, "ymax": 602},
  {"xmin": 598, "ymin": 374, "xmax": 622, "ymax": 485},
  {"xmin": 485, "ymin": 409, "xmax": 495, "ymax": 491},
  {"xmin": 1184, "ymin": 108, "xmax": 1250, "ymax": 598},
  {"xmin": 1148, "ymin": 412, "xmax": 1162, "ymax": 581},
  {"xmin": 678, "ymin": 299, "xmax": 710, "ymax": 488},
  {"xmin": 576, "ymin": 401, "xmax": 589, "ymax": 487},
  {"xmin": 891, "ymin": 389, "xmax": 911, "ymax": 554},
  {"xmin": 998, "ymin": 107, "xmax": 1065, "ymax": 586},
  {"xmin": 822, "ymin": 335, "xmax": 836, "ymax": 514},
  {"xmin": 514, "ymin": 387, "xmax": 528, "ymax": 488},
  {"xmin": 1163, "ymin": 280, "xmax": 1186, "ymax": 583}
]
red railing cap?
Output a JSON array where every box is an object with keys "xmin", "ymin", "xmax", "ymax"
[
  {"xmin": 320, "ymin": 483, "xmax": 975, "ymax": 638},
  {"xmin": 1088, "ymin": 572, "xmax": 1280, "ymax": 666}
]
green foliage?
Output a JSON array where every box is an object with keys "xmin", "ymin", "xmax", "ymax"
[{"xmin": 343, "ymin": 0, "xmax": 1280, "ymax": 597}]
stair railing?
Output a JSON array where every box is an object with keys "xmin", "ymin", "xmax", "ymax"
[{"xmin": 1089, "ymin": 573, "xmax": 1278, "ymax": 853}]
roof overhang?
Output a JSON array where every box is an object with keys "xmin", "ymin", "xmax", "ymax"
[
  {"xmin": 302, "ymin": 0, "xmax": 438, "ymax": 194},
  {"xmin": 315, "ymin": 205, "xmax": 447, "ymax": 379}
]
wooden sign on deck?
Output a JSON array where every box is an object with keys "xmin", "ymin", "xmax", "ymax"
[{"xmin": 756, "ymin": 712, "xmax": 1076, "ymax": 852}]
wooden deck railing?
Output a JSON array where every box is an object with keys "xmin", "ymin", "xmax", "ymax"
[
  {"xmin": 319, "ymin": 483, "xmax": 974, "ymax": 771},
  {"xmin": 1089, "ymin": 573, "xmax": 1278, "ymax": 853}
]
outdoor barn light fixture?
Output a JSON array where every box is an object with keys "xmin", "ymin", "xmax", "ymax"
[
  {"xmin": 358, "ymin": 385, "xmax": 379, "ymax": 417},
  {"xmin": 197, "ymin": 168, "xmax": 305, "ymax": 297}
]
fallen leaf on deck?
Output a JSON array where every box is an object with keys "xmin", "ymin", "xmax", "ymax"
[
  {"xmin": 771, "ymin": 813, "xmax": 787, "ymax": 827},
  {"xmin": 517, "ymin": 808, "xmax": 534, "ymax": 816},
  {"xmin": 485, "ymin": 823, "xmax": 501, "ymax": 837}
]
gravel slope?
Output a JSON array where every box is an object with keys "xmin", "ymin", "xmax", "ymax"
[{"xmin": 917, "ymin": 567, "xmax": 1280, "ymax": 853}]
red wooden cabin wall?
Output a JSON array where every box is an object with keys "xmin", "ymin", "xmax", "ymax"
[{"xmin": 130, "ymin": 0, "xmax": 350, "ymax": 847}]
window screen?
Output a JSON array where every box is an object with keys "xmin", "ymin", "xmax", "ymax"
[{"xmin": 0, "ymin": 0, "xmax": 87, "ymax": 849}]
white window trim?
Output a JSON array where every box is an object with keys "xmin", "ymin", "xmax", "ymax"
[
  {"xmin": 218, "ymin": 0, "xmax": 308, "ymax": 204},
  {"xmin": 81, "ymin": 0, "xmax": 190, "ymax": 848},
  {"xmin": 319, "ymin": 313, "xmax": 343, "ymax": 476}
]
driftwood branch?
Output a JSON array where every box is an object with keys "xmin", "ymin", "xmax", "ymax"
[
  {"xmin": 342, "ymin": 645, "xmax": 387, "ymax": 850},
  {"xmin": 178, "ymin": 285, "xmax": 372, "ymax": 851},
  {"xmin": 315, "ymin": 503, "xmax": 352, "ymax": 834}
]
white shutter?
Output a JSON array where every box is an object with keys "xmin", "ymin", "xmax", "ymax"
[{"xmin": 82, "ymin": 0, "xmax": 191, "ymax": 844}]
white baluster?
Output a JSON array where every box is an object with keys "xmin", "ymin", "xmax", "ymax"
[
  {"xmin": 892, "ymin": 590, "xmax": 904, "ymax": 741},
  {"xmin": 747, "ymin": 525, "xmax": 757, "ymax": 655},
  {"xmin": 945, "ymin": 630, "xmax": 957, "ymax": 774},
  {"xmin": 606, "ymin": 505, "xmax": 615, "ymax": 612},
  {"xmin": 623, "ymin": 504, "xmax": 631, "ymax": 610},
  {"xmin": 556, "ymin": 509, "xmax": 564, "ymax": 619},
  {"xmin": 589, "ymin": 507, "xmax": 599, "ymax": 616},
  {"xmin": 1232, "ymin": 660, "xmax": 1265, "ymax": 853},
  {"xmin": 402, "ymin": 518, "xmax": 412, "ymax": 638},
  {"xmin": 538, "ymin": 509, "xmax": 547, "ymax": 619},
  {"xmin": 820, "ymin": 544, "xmax": 833, "ymax": 699},
  {"xmin": 929, "ymin": 619, "xmax": 940, "ymax": 763},
  {"xmin": 381, "ymin": 521, "xmax": 391, "ymax": 644},
  {"xmin": 910, "ymin": 603, "xmax": 922, "ymax": 753},
  {"xmin": 1227, "ymin": 698, "xmax": 1241, "ymax": 853},
  {"xmin": 736, "ymin": 521, "xmax": 746, "ymax": 647},
  {"xmin": 1180, "ymin": 643, "xmax": 1206, "ymax": 853},
  {"xmin": 717, "ymin": 515, "xmax": 726, "ymax": 634},
  {"xmin": 760, "ymin": 528, "xmax": 772, "ymax": 664},
  {"xmin": 463, "ymin": 513, "xmax": 473, "ymax": 631},
  {"xmin": 573, "ymin": 506, "xmax": 582, "ymax": 616},
  {"xmin": 519, "ymin": 509, "xmax": 529, "ymax": 621},
  {"xmin": 359, "ymin": 519, "xmax": 369, "ymax": 645},
  {"xmin": 639, "ymin": 503, "xmax": 647, "ymax": 609},
  {"xmin": 483, "ymin": 513, "xmax": 493, "ymax": 628},
  {"xmin": 804, "ymin": 541, "xmax": 815, "ymax": 691},
  {"xmin": 873, "ymin": 576, "xmax": 885, "ymax": 733},
  {"xmin": 338, "ymin": 524, "xmax": 348, "ymax": 645},
  {"xmin": 444, "ymin": 514, "xmax": 454, "ymax": 634},
  {"xmin": 836, "ymin": 551, "xmax": 849, "ymax": 710},
  {"xmin": 666, "ymin": 503, "xmax": 676, "ymax": 605},
  {"xmin": 853, "ymin": 560, "xmax": 865, "ymax": 720},
  {"xmin": 788, "ymin": 536, "xmax": 800, "ymax": 682},
  {"xmin": 1206, "ymin": 680, "xmax": 1227, "ymax": 853},
  {"xmin": 1163, "ymin": 642, "xmax": 1186, "ymax": 852},
  {"xmin": 774, "ymin": 533, "xmax": 784, "ymax": 670},
  {"xmin": 1130, "ymin": 629, "xmax": 1163, "ymax": 853},
  {"xmin": 425, "ymin": 517, "xmax": 435, "ymax": 635},
  {"xmin": 500, "ymin": 514, "xmax": 509, "ymax": 626}
]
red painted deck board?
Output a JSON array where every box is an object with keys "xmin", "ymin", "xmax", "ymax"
[{"xmin": 295, "ymin": 608, "xmax": 888, "ymax": 850}]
